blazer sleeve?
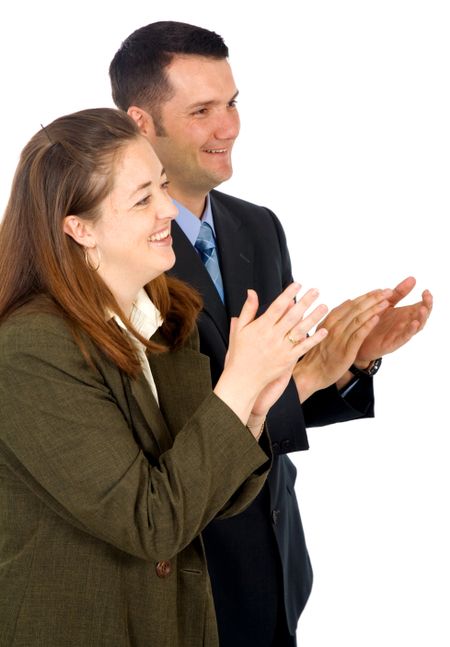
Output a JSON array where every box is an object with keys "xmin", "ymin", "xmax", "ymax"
[{"xmin": 0, "ymin": 313, "xmax": 270, "ymax": 562}]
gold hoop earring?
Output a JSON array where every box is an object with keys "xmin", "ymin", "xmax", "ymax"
[{"xmin": 84, "ymin": 246, "xmax": 101, "ymax": 272}]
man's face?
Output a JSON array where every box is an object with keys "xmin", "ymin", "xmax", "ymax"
[{"xmin": 148, "ymin": 55, "xmax": 240, "ymax": 200}]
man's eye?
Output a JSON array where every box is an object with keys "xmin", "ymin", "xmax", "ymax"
[
  {"xmin": 193, "ymin": 108, "xmax": 208, "ymax": 116},
  {"xmin": 228, "ymin": 100, "xmax": 238, "ymax": 108},
  {"xmin": 161, "ymin": 180, "xmax": 170, "ymax": 190}
]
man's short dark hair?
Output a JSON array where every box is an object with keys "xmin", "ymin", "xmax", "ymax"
[{"xmin": 109, "ymin": 21, "xmax": 229, "ymax": 134}]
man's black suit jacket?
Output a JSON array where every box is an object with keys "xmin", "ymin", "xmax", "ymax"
[{"xmin": 168, "ymin": 190, "xmax": 374, "ymax": 645}]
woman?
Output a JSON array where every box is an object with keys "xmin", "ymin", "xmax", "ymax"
[{"xmin": 0, "ymin": 108, "xmax": 327, "ymax": 646}]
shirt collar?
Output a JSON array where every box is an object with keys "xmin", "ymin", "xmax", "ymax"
[
  {"xmin": 173, "ymin": 194, "xmax": 216, "ymax": 246},
  {"xmin": 111, "ymin": 288, "xmax": 163, "ymax": 341}
]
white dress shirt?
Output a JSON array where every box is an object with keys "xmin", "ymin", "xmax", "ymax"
[{"xmin": 111, "ymin": 289, "xmax": 163, "ymax": 405}]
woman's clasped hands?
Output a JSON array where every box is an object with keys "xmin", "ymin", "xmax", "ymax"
[{"xmin": 214, "ymin": 283, "xmax": 328, "ymax": 438}]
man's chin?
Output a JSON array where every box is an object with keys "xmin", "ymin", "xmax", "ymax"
[{"xmin": 206, "ymin": 167, "xmax": 233, "ymax": 189}]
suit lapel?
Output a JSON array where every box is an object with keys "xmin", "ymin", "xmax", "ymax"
[
  {"xmin": 169, "ymin": 194, "xmax": 255, "ymax": 343},
  {"xmin": 211, "ymin": 192, "xmax": 254, "ymax": 317},
  {"xmin": 170, "ymin": 221, "xmax": 229, "ymax": 343}
]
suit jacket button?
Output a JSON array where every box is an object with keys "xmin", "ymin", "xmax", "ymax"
[
  {"xmin": 155, "ymin": 560, "xmax": 172, "ymax": 578},
  {"xmin": 272, "ymin": 509, "xmax": 280, "ymax": 525}
]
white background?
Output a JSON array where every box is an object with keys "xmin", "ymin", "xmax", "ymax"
[{"xmin": 1, "ymin": 1, "xmax": 448, "ymax": 645}]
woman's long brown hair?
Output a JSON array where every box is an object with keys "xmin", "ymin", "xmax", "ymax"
[{"xmin": 0, "ymin": 108, "xmax": 201, "ymax": 377}]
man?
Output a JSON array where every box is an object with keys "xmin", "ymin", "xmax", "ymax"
[{"xmin": 109, "ymin": 22, "xmax": 432, "ymax": 646}]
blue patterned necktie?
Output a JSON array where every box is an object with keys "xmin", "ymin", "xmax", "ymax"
[{"xmin": 194, "ymin": 221, "xmax": 225, "ymax": 303}]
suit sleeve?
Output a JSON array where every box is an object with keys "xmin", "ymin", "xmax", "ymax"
[
  {"xmin": 262, "ymin": 209, "xmax": 310, "ymax": 453},
  {"xmin": 266, "ymin": 209, "xmax": 375, "ymax": 447},
  {"xmin": 301, "ymin": 378, "xmax": 374, "ymax": 427},
  {"xmin": 0, "ymin": 314, "xmax": 270, "ymax": 562}
]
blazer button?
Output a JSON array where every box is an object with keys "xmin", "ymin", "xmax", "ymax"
[{"xmin": 155, "ymin": 560, "xmax": 172, "ymax": 578}]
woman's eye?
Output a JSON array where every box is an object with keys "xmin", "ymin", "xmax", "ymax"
[
  {"xmin": 135, "ymin": 195, "xmax": 151, "ymax": 207},
  {"xmin": 161, "ymin": 180, "xmax": 170, "ymax": 191}
]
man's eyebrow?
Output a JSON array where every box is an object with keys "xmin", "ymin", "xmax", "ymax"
[{"xmin": 186, "ymin": 90, "xmax": 239, "ymax": 111}]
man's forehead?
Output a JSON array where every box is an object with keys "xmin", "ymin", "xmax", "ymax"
[
  {"xmin": 167, "ymin": 53, "xmax": 229, "ymax": 72},
  {"xmin": 166, "ymin": 55, "xmax": 236, "ymax": 97}
]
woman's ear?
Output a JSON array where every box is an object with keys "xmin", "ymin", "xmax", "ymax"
[{"xmin": 63, "ymin": 215, "xmax": 96, "ymax": 247}]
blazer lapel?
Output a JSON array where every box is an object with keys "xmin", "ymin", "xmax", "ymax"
[
  {"xmin": 125, "ymin": 329, "xmax": 212, "ymax": 458},
  {"xmin": 170, "ymin": 221, "xmax": 229, "ymax": 344},
  {"xmin": 126, "ymin": 370, "xmax": 173, "ymax": 457},
  {"xmin": 210, "ymin": 192, "xmax": 254, "ymax": 317},
  {"xmin": 149, "ymin": 331, "xmax": 212, "ymax": 436}
]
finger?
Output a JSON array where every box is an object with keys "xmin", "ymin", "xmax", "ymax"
[
  {"xmin": 408, "ymin": 292, "xmax": 433, "ymax": 331},
  {"xmin": 262, "ymin": 282, "xmax": 302, "ymax": 324},
  {"xmin": 350, "ymin": 314, "xmax": 382, "ymax": 350},
  {"xmin": 340, "ymin": 294, "xmax": 391, "ymax": 336},
  {"xmin": 327, "ymin": 289, "xmax": 391, "ymax": 331},
  {"xmin": 288, "ymin": 326, "xmax": 328, "ymax": 357},
  {"xmin": 407, "ymin": 320, "xmax": 421, "ymax": 336},
  {"xmin": 385, "ymin": 319, "xmax": 421, "ymax": 352},
  {"xmin": 422, "ymin": 289, "xmax": 433, "ymax": 312},
  {"xmin": 285, "ymin": 303, "xmax": 329, "ymax": 342},
  {"xmin": 228, "ymin": 316, "xmax": 237, "ymax": 341},
  {"xmin": 351, "ymin": 288, "xmax": 393, "ymax": 309},
  {"xmin": 413, "ymin": 305, "xmax": 430, "ymax": 332},
  {"xmin": 275, "ymin": 288, "xmax": 323, "ymax": 336},
  {"xmin": 296, "ymin": 287, "xmax": 322, "ymax": 314},
  {"xmin": 389, "ymin": 276, "xmax": 416, "ymax": 306},
  {"xmin": 236, "ymin": 289, "xmax": 259, "ymax": 330}
]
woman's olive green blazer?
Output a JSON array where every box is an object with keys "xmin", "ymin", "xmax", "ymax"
[{"xmin": 0, "ymin": 304, "xmax": 270, "ymax": 646}]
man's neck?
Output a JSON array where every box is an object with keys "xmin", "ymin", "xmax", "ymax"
[{"xmin": 168, "ymin": 186, "xmax": 208, "ymax": 218}]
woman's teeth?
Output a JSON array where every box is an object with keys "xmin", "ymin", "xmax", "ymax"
[{"xmin": 148, "ymin": 229, "xmax": 169, "ymax": 242}]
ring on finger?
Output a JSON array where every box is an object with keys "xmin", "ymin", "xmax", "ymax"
[{"xmin": 287, "ymin": 333, "xmax": 301, "ymax": 346}]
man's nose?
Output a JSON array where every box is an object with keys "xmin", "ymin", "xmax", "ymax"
[{"xmin": 214, "ymin": 109, "xmax": 240, "ymax": 140}]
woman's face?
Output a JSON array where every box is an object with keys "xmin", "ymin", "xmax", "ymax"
[{"xmin": 91, "ymin": 137, "xmax": 178, "ymax": 309}]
